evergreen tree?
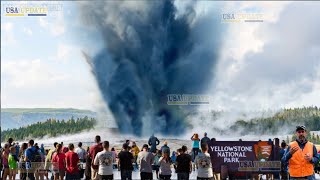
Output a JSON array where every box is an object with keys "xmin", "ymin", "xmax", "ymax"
[{"xmin": 1, "ymin": 117, "xmax": 96, "ymax": 142}]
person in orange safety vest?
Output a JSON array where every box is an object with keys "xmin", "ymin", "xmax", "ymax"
[{"xmin": 282, "ymin": 125, "xmax": 319, "ymax": 180}]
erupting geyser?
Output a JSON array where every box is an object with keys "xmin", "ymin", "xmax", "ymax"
[{"xmin": 80, "ymin": 0, "xmax": 223, "ymax": 136}]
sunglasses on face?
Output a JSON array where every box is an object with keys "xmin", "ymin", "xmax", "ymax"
[{"xmin": 297, "ymin": 130, "xmax": 305, "ymax": 134}]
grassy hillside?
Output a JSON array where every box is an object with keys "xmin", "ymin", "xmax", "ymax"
[{"xmin": 1, "ymin": 108, "xmax": 97, "ymax": 130}]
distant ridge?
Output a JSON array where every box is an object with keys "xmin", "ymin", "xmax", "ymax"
[{"xmin": 1, "ymin": 108, "xmax": 97, "ymax": 130}]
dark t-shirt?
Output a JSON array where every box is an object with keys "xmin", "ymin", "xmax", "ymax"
[
  {"xmin": 201, "ymin": 137, "xmax": 211, "ymax": 145},
  {"xmin": 176, "ymin": 153, "xmax": 192, "ymax": 173},
  {"xmin": 118, "ymin": 150, "xmax": 133, "ymax": 171}
]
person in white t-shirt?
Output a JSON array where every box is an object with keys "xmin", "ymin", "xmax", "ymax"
[
  {"xmin": 195, "ymin": 143, "xmax": 213, "ymax": 180},
  {"xmin": 93, "ymin": 141, "xmax": 114, "ymax": 180}
]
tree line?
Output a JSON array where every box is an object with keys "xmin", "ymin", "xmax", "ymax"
[
  {"xmin": 230, "ymin": 106, "xmax": 320, "ymax": 136},
  {"xmin": 1, "ymin": 116, "xmax": 96, "ymax": 142}
]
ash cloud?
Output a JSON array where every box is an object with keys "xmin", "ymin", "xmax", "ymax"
[{"xmin": 79, "ymin": 1, "xmax": 223, "ymax": 136}]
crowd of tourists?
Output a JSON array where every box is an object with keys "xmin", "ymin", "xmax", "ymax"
[
  {"xmin": 0, "ymin": 125, "xmax": 320, "ymax": 180},
  {"xmin": 0, "ymin": 132, "xmax": 215, "ymax": 180}
]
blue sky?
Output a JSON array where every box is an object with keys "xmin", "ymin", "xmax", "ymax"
[{"xmin": 1, "ymin": 1, "xmax": 104, "ymax": 110}]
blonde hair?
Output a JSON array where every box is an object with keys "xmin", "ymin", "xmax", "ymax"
[{"xmin": 56, "ymin": 143, "xmax": 62, "ymax": 153}]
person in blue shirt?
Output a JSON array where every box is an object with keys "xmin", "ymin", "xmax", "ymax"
[
  {"xmin": 160, "ymin": 141, "xmax": 170, "ymax": 156},
  {"xmin": 191, "ymin": 133, "xmax": 200, "ymax": 162},
  {"xmin": 40, "ymin": 144, "xmax": 45, "ymax": 155},
  {"xmin": 171, "ymin": 151, "xmax": 176, "ymax": 164},
  {"xmin": 24, "ymin": 139, "xmax": 37, "ymax": 180},
  {"xmin": 279, "ymin": 140, "xmax": 288, "ymax": 179},
  {"xmin": 15, "ymin": 142, "xmax": 20, "ymax": 157}
]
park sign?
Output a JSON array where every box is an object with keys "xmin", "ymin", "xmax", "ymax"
[{"xmin": 207, "ymin": 140, "xmax": 281, "ymax": 174}]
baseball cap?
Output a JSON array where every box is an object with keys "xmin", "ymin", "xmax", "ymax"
[{"xmin": 296, "ymin": 125, "xmax": 306, "ymax": 131}]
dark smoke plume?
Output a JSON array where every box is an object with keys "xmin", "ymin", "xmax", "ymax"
[{"xmin": 79, "ymin": 1, "xmax": 223, "ymax": 136}]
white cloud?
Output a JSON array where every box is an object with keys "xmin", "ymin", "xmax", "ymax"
[
  {"xmin": 51, "ymin": 12, "xmax": 65, "ymax": 37},
  {"xmin": 2, "ymin": 22, "xmax": 13, "ymax": 31},
  {"xmin": 2, "ymin": 59, "xmax": 69, "ymax": 88},
  {"xmin": 208, "ymin": 2, "xmax": 320, "ymax": 111},
  {"xmin": 38, "ymin": 11, "xmax": 65, "ymax": 36},
  {"xmin": 218, "ymin": 1, "xmax": 290, "ymax": 63},
  {"xmin": 51, "ymin": 25, "xmax": 65, "ymax": 37},
  {"xmin": 39, "ymin": 17, "xmax": 49, "ymax": 28},
  {"xmin": 57, "ymin": 44, "xmax": 71, "ymax": 60},
  {"xmin": 1, "ymin": 57, "xmax": 100, "ymax": 110},
  {"xmin": 1, "ymin": 22, "xmax": 16, "ymax": 46},
  {"xmin": 23, "ymin": 27, "xmax": 33, "ymax": 36},
  {"xmin": 56, "ymin": 44, "xmax": 80, "ymax": 63}
]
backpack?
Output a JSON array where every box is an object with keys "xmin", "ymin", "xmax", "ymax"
[{"xmin": 27, "ymin": 148, "xmax": 42, "ymax": 162}]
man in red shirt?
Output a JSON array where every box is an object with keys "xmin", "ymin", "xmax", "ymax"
[
  {"xmin": 89, "ymin": 135, "xmax": 103, "ymax": 180},
  {"xmin": 65, "ymin": 143, "xmax": 80, "ymax": 180}
]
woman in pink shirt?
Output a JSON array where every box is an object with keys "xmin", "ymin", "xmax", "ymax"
[{"xmin": 51, "ymin": 144, "xmax": 66, "ymax": 180}]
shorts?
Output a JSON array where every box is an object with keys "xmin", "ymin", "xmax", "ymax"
[
  {"xmin": 152, "ymin": 165, "xmax": 160, "ymax": 171},
  {"xmin": 66, "ymin": 173, "xmax": 80, "ymax": 180},
  {"xmin": 9, "ymin": 168, "xmax": 17, "ymax": 174},
  {"xmin": 197, "ymin": 177, "xmax": 214, "ymax": 180},
  {"xmin": 98, "ymin": 174, "xmax": 113, "ymax": 180},
  {"xmin": 54, "ymin": 169, "xmax": 65, "ymax": 177},
  {"xmin": 140, "ymin": 172, "xmax": 153, "ymax": 180}
]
